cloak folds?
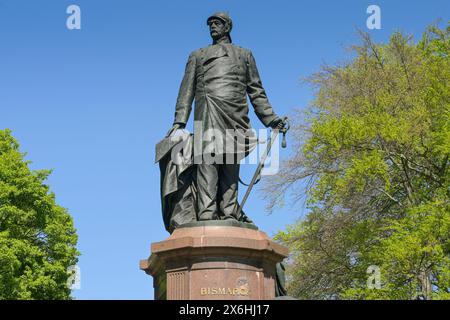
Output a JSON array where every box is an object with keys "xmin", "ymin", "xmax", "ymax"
[
  {"xmin": 156, "ymin": 132, "xmax": 254, "ymax": 232},
  {"xmin": 156, "ymin": 134, "xmax": 196, "ymax": 233}
]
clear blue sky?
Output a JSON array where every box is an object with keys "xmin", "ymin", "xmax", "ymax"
[{"xmin": 0, "ymin": 0, "xmax": 448, "ymax": 299}]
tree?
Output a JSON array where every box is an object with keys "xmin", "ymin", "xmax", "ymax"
[
  {"xmin": 0, "ymin": 129, "xmax": 79, "ymax": 299},
  {"xmin": 265, "ymin": 24, "xmax": 450, "ymax": 299}
]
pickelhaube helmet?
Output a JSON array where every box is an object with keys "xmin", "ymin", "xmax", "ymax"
[{"xmin": 206, "ymin": 12, "xmax": 233, "ymax": 31}]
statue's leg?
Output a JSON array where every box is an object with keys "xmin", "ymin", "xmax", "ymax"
[
  {"xmin": 218, "ymin": 163, "xmax": 240, "ymax": 220},
  {"xmin": 196, "ymin": 163, "xmax": 218, "ymax": 220}
]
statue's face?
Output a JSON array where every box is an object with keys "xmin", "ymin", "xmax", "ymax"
[{"xmin": 208, "ymin": 18, "xmax": 229, "ymax": 40}]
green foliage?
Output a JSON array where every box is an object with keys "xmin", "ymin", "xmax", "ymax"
[
  {"xmin": 0, "ymin": 129, "xmax": 79, "ymax": 299},
  {"xmin": 266, "ymin": 24, "xmax": 450, "ymax": 299}
]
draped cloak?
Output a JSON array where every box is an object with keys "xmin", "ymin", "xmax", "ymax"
[
  {"xmin": 156, "ymin": 134, "xmax": 196, "ymax": 233},
  {"xmin": 156, "ymin": 133, "xmax": 253, "ymax": 233}
]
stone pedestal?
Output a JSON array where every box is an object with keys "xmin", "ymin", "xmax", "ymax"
[{"xmin": 140, "ymin": 220, "xmax": 288, "ymax": 300}]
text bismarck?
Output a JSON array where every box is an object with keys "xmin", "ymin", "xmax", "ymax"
[{"xmin": 200, "ymin": 286, "xmax": 250, "ymax": 296}]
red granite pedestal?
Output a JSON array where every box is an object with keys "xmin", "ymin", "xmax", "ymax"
[{"xmin": 140, "ymin": 220, "xmax": 288, "ymax": 300}]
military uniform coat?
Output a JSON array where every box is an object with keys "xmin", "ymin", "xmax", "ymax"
[{"xmin": 173, "ymin": 42, "xmax": 279, "ymax": 158}]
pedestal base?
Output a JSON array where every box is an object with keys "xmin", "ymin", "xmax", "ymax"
[{"xmin": 140, "ymin": 221, "xmax": 288, "ymax": 300}]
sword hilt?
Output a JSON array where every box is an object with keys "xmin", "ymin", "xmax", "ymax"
[{"xmin": 280, "ymin": 116, "xmax": 290, "ymax": 148}]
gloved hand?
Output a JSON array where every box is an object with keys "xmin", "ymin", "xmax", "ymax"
[
  {"xmin": 269, "ymin": 118, "xmax": 287, "ymax": 131},
  {"xmin": 166, "ymin": 123, "xmax": 186, "ymax": 137}
]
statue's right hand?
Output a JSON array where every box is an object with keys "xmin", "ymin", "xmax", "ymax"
[{"xmin": 166, "ymin": 123, "xmax": 185, "ymax": 137}]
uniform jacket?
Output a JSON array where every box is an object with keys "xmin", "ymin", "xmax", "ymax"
[{"xmin": 173, "ymin": 42, "xmax": 279, "ymax": 156}]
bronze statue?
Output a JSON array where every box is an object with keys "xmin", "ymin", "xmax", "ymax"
[
  {"xmin": 154, "ymin": 12, "xmax": 290, "ymax": 298},
  {"xmin": 163, "ymin": 12, "xmax": 286, "ymax": 226}
]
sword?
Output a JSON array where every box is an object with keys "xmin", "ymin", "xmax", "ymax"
[{"xmin": 235, "ymin": 117, "xmax": 290, "ymax": 218}]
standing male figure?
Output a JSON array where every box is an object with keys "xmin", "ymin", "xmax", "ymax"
[{"xmin": 167, "ymin": 12, "xmax": 286, "ymax": 221}]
